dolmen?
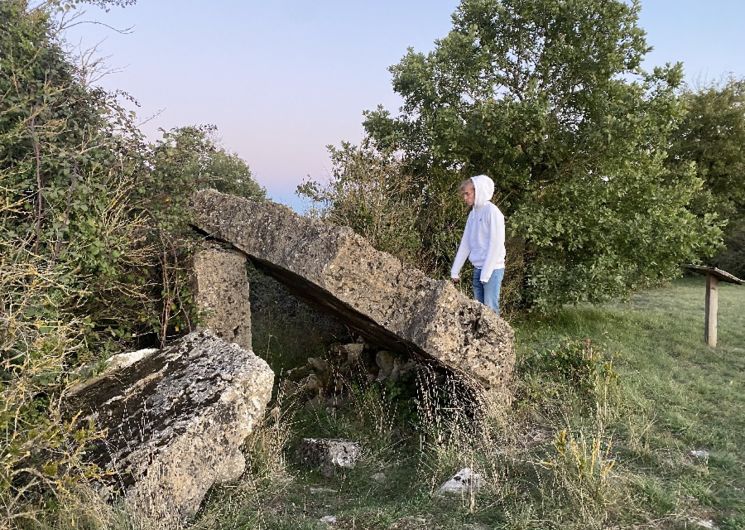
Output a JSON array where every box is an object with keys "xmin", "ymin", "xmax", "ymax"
[{"xmin": 190, "ymin": 189, "xmax": 515, "ymax": 404}]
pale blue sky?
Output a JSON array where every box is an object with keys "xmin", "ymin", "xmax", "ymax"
[{"xmin": 65, "ymin": 1, "xmax": 745, "ymax": 210}]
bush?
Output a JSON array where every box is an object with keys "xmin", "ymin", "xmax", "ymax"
[
  {"xmin": 538, "ymin": 426, "xmax": 620, "ymax": 527},
  {"xmin": 0, "ymin": 245, "xmax": 102, "ymax": 526},
  {"xmin": 298, "ymin": 142, "xmax": 426, "ymax": 271},
  {"xmin": 519, "ymin": 339, "xmax": 619, "ymax": 417},
  {"xmin": 0, "ymin": 1, "xmax": 266, "ymax": 523}
]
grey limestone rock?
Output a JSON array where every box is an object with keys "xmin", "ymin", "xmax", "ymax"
[
  {"xmin": 320, "ymin": 515, "xmax": 338, "ymax": 525},
  {"xmin": 689, "ymin": 449, "xmax": 710, "ymax": 459},
  {"xmin": 436, "ymin": 467, "xmax": 483, "ymax": 496},
  {"xmin": 297, "ymin": 438, "xmax": 361, "ymax": 477},
  {"xmin": 192, "ymin": 244, "xmax": 252, "ymax": 350},
  {"xmin": 190, "ymin": 189, "xmax": 515, "ymax": 403},
  {"xmin": 64, "ymin": 330, "xmax": 274, "ymax": 526}
]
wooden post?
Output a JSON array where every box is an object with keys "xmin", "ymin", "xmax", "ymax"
[
  {"xmin": 685, "ymin": 265, "xmax": 742, "ymax": 347},
  {"xmin": 704, "ymin": 273, "xmax": 719, "ymax": 347}
]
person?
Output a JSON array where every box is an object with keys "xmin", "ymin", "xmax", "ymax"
[{"xmin": 450, "ymin": 175, "xmax": 506, "ymax": 315}]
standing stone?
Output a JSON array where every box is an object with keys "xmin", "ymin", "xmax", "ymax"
[
  {"xmin": 192, "ymin": 245, "xmax": 252, "ymax": 350},
  {"xmin": 64, "ymin": 330, "xmax": 274, "ymax": 526}
]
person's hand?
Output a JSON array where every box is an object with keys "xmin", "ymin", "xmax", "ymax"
[{"xmin": 451, "ymin": 276, "xmax": 460, "ymax": 284}]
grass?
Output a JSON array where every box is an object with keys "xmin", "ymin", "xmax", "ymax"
[
  {"xmin": 34, "ymin": 278, "xmax": 743, "ymax": 529},
  {"xmin": 517, "ymin": 277, "xmax": 745, "ymax": 529},
  {"xmin": 187, "ymin": 277, "xmax": 745, "ymax": 529}
]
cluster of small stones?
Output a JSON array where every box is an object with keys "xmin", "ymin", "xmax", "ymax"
[
  {"xmin": 297, "ymin": 438, "xmax": 362, "ymax": 478},
  {"xmin": 282, "ymin": 339, "xmax": 418, "ymax": 399}
]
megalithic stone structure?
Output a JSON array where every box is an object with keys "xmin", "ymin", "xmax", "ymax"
[{"xmin": 191, "ymin": 189, "xmax": 515, "ymax": 402}]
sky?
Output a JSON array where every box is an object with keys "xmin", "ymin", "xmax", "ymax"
[{"xmin": 64, "ymin": 1, "xmax": 745, "ymax": 211}]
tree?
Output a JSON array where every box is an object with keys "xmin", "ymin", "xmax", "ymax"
[
  {"xmin": 355, "ymin": 0, "xmax": 720, "ymax": 309},
  {"xmin": 1, "ymin": 0, "xmax": 153, "ymax": 332},
  {"xmin": 298, "ymin": 141, "xmax": 424, "ymax": 265},
  {"xmin": 669, "ymin": 79, "xmax": 745, "ymax": 276},
  {"xmin": 1, "ymin": 2, "xmax": 265, "ymax": 520},
  {"xmin": 138, "ymin": 126, "xmax": 266, "ymax": 345},
  {"xmin": 142, "ymin": 125, "xmax": 265, "ymax": 234}
]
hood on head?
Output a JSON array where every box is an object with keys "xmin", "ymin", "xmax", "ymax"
[{"xmin": 470, "ymin": 174, "xmax": 494, "ymax": 207}]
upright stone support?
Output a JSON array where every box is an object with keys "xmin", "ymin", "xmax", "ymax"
[
  {"xmin": 704, "ymin": 274, "xmax": 718, "ymax": 347},
  {"xmin": 193, "ymin": 245, "xmax": 252, "ymax": 350}
]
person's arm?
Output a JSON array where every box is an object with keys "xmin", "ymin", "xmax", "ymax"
[
  {"xmin": 450, "ymin": 217, "xmax": 471, "ymax": 279},
  {"xmin": 479, "ymin": 207, "xmax": 505, "ymax": 283}
]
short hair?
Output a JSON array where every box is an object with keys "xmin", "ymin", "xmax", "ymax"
[{"xmin": 459, "ymin": 178, "xmax": 473, "ymax": 191}]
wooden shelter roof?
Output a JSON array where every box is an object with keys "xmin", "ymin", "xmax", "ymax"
[{"xmin": 685, "ymin": 265, "xmax": 744, "ymax": 285}]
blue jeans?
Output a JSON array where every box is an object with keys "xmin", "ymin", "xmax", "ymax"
[{"xmin": 472, "ymin": 267, "xmax": 505, "ymax": 315}]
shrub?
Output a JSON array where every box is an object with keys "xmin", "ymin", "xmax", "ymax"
[
  {"xmin": 538, "ymin": 426, "xmax": 620, "ymax": 527},
  {"xmin": 0, "ymin": 1, "xmax": 266, "ymax": 523},
  {"xmin": 519, "ymin": 339, "xmax": 619, "ymax": 410},
  {"xmin": 298, "ymin": 141, "xmax": 426, "ymax": 271}
]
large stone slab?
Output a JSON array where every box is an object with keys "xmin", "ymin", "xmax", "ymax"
[
  {"xmin": 64, "ymin": 330, "xmax": 274, "ymax": 525},
  {"xmin": 190, "ymin": 190, "xmax": 514, "ymax": 398}
]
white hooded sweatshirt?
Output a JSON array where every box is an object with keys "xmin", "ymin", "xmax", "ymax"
[{"xmin": 450, "ymin": 175, "xmax": 506, "ymax": 283}]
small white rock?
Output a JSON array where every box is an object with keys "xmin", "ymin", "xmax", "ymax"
[
  {"xmin": 309, "ymin": 487, "xmax": 337, "ymax": 495},
  {"xmin": 320, "ymin": 515, "xmax": 337, "ymax": 525},
  {"xmin": 690, "ymin": 518, "xmax": 717, "ymax": 529},
  {"xmin": 372, "ymin": 472, "xmax": 387, "ymax": 483},
  {"xmin": 689, "ymin": 450, "xmax": 710, "ymax": 460},
  {"xmin": 105, "ymin": 348, "xmax": 158, "ymax": 371},
  {"xmin": 436, "ymin": 467, "xmax": 483, "ymax": 496}
]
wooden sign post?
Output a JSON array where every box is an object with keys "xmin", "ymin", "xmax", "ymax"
[
  {"xmin": 685, "ymin": 265, "xmax": 744, "ymax": 347},
  {"xmin": 705, "ymin": 273, "xmax": 718, "ymax": 347}
]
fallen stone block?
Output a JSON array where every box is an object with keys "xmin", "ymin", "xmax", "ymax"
[
  {"xmin": 191, "ymin": 190, "xmax": 515, "ymax": 403},
  {"xmin": 64, "ymin": 330, "xmax": 274, "ymax": 525},
  {"xmin": 297, "ymin": 438, "xmax": 361, "ymax": 477}
]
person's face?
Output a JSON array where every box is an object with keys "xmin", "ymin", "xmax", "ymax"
[{"xmin": 461, "ymin": 183, "xmax": 475, "ymax": 207}]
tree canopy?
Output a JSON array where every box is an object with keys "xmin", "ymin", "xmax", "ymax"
[
  {"xmin": 341, "ymin": 0, "xmax": 721, "ymax": 309},
  {"xmin": 669, "ymin": 79, "xmax": 745, "ymax": 276}
]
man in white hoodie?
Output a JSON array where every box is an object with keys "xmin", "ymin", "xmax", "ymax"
[{"xmin": 450, "ymin": 175, "xmax": 506, "ymax": 315}]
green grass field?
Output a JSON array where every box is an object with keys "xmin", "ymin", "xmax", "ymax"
[
  {"xmin": 515, "ymin": 278, "xmax": 745, "ymax": 529},
  {"xmin": 188, "ymin": 278, "xmax": 745, "ymax": 530}
]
